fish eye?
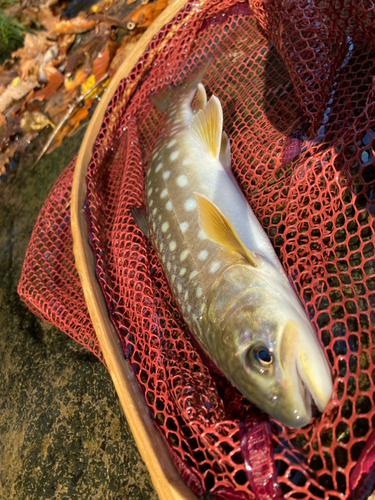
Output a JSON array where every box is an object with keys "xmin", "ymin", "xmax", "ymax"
[
  {"xmin": 245, "ymin": 343, "xmax": 273, "ymax": 370},
  {"xmin": 255, "ymin": 347, "xmax": 273, "ymax": 365}
]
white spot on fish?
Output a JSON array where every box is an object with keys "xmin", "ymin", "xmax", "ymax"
[
  {"xmin": 209, "ymin": 261, "xmax": 220, "ymax": 273},
  {"xmin": 198, "ymin": 229, "xmax": 206, "ymax": 240},
  {"xmin": 184, "ymin": 290, "xmax": 189, "ymax": 301},
  {"xmin": 148, "ymin": 187, "xmax": 153, "ymax": 196},
  {"xmin": 189, "ymin": 270, "xmax": 198, "ymax": 280},
  {"xmin": 162, "ymin": 222, "xmax": 169, "ymax": 232},
  {"xmin": 167, "ymin": 262, "xmax": 171, "ymax": 271},
  {"xmin": 196, "ymin": 286, "xmax": 203, "ymax": 298},
  {"xmin": 161, "ymin": 188, "xmax": 168, "ymax": 199},
  {"xmin": 170, "ymin": 151, "xmax": 179, "ymax": 161},
  {"xmin": 184, "ymin": 198, "xmax": 196, "ymax": 211},
  {"xmin": 167, "ymin": 139, "xmax": 177, "ymax": 148},
  {"xmin": 182, "ymin": 158, "xmax": 189, "ymax": 166},
  {"xmin": 169, "ymin": 241, "xmax": 176, "ymax": 251},
  {"xmin": 149, "ymin": 199, "xmax": 154, "ymax": 207},
  {"xmin": 152, "ymin": 208, "xmax": 157, "ymax": 215},
  {"xmin": 180, "ymin": 249, "xmax": 189, "ymax": 261},
  {"xmin": 187, "ymin": 304, "xmax": 191, "ymax": 312},
  {"xmin": 177, "ymin": 175, "xmax": 188, "ymax": 187},
  {"xmin": 179, "ymin": 267, "xmax": 186, "ymax": 276},
  {"xmin": 155, "ymin": 162, "xmax": 162, "ymax": 173},
  {"xmin": 163, "ymin": 170, "xmax": 170, "ymax": 180},
  {"xmin": 177, "ymin": 284, "xmax": 182, "ymax": 293},
  {"xmin": 160, "ymin": 243, "xmax": 164, "ymax": 251},
  {"xmin": 180, "ymin": 222, "xmax": 189, "ymax": 233},
  {"xmin": 152, "ymin": 151, "xmax": 159, "ymax": 161},
  {"xmin": 198, "ymin": 250, "xmax": 208, "ymax": 260},
  {"xmin": 171, "ymin": 275, "xmax": 176, "ymax": 283},
  {"xmin": 166, "ymin": 201, "xmax": 173, "ymax": 211}
]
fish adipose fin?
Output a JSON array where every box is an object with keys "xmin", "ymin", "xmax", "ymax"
[
  {"xmin": 151, "ymin": 63, "xmax": 211, "ymax": 113},
  {"xmin": 190, "ymin": 95, "xmax": 223, "ymax": 159},
  {"xmin": 131, "ymin": 205, "xmax": 150, "ymax": 239},
  {"xmin": 194, "ymin": 192, "xmax": 257, "ymax": 267},
  {"xmin": 193, "ymin": 83, "xmax": 207, "ymax": 114}
]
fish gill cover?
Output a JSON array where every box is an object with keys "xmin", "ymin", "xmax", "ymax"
[{"xmin": 18, "ymin": 0, "xmax": 375, "ymax": 499}]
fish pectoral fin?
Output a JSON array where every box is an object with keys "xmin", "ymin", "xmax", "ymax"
[
  {"xmin": 193, "ymin": 83, "xmax": 207, "ymax": 114},
  {"xmin": 220, "ymin": 131, "xmax": 231, "ymax": 170},
  {"xmin": 131, "ymin": 205, "xmax": 150, "ymax": 239},
  {"xmin": 194, "ymin": 192, "xmax": 257, "ymax": 267},
  {"xmin": 190, "ymin": 95, "xmax": 223, "ymax": 158}
]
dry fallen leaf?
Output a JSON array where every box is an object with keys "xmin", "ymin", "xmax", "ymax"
[
  {"xmin": 125, "ymin": 0, "xmax": 169, "ymax": 28},
  {"xmin": 44, "ymin": 89, "xmax": 74, "ymax": 123},
  {"xmin": 20, "ymin": 110, "xmax": 55, "ymax": 132},
  {"xmin": 33, "ymin": 65, "xmax": 64, "ymax": 101},
  {"xmin": 12, "ymin": 33, "xmax": 52, "ymax": 68},
  {"xmin": 64, "ymin": 66, "xmax": 90, "ymax": 91},
  {"xmin": 53, "ymin": 17, "xmax": 96, "ymax": 34},
  {"xmin": 0, "ymin": 76, "xmax": 39, "ymax": 114},
  {"xmin": 93, "ymin": 49, "xmax": 110, "ymax": 80}
]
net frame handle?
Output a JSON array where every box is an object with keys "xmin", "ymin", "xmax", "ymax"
[{"xmin": 71, "ymin": 1, "xmax": 199, "ymax": 499}]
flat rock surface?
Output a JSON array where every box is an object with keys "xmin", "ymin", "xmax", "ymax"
[{"xmin": 0, "ymin": 125, "xmax": 157, "ymax": 500}]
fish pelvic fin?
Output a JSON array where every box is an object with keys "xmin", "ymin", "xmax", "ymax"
[
  {"xmin": 194, "ymin": 192, "xmax": 257, "ymax": 267},
  {"xmin": 131, "ymin": 205, "xmax": 150, "ymax": 239},
  {"xmin": 190, "ymin": 95, "xmax": 223, "ymax": 159},
  {"xmin": 150, "ymin": 63, "xmax": 211, "ymax": 114}
]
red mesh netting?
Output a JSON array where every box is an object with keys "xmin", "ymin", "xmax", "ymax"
[{"xmin": 18, "ymin": 1, "xmax": 375, "ymax": 499}]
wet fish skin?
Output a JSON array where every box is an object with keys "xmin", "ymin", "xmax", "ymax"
[{"xmin": 141, "ymin": 70, "xmax": 333, "ymax": 428}]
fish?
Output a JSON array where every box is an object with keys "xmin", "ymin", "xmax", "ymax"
[{"xmin": 132, "ymin": 67, "xmax": 333, "ymax": 428}]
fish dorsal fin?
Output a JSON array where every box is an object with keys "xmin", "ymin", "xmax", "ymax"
[
  {"xmin": 220, "ymin": 131, "xmax": 231, "ymax": 170},
  {"xmin": 194, "ymin": 192, "xmax": 257, "ymax": 267},
  {"xmin": 193, "ymin": 83, "xmax": 207, "ymax": 113},
  {"xmin": 190, "ymin": 95, "xmax": 223, "ymax": 158}
]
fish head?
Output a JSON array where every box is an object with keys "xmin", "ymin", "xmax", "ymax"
[{"xmin": 203, "ymin": 264, "xmax": 333, "ymax": 428}]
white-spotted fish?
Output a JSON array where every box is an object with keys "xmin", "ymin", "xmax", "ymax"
[{"xmin": 133, "ymin": 69, "xmax": 333, "ymax": 428}]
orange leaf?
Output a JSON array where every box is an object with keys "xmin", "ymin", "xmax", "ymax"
[
  {"xmin": 33, "ymin": 66, "xmax": 64, "ymax": 101},
  {"xmin": 93, "ymin": 49, "xmax": 110, "ymax": 80},
  {"xmin": 64, "ymin": 67, "xmax": 90, "ymax": 91},
  {"xmin": 53, "ymin": 17, "xmax": 96, "ymax": 34}
]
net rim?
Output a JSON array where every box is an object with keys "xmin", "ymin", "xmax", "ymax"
[{"xmin": 71, "ymin": 1, "xmax": 200, "ymax": 499}]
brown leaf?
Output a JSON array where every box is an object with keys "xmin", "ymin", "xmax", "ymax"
[
  {"xmin": 33, "ymin": 65, "xmax": 64, "ymax": 101},
  {"xmin": 12, "ymin": 33, "xmax": 52, "ymax": 65},
  {"xmin": 44, "ymin": 90, "xmax": 75, "ymax": 123},
  {"xmin": 53, "ymin": 17, "xmax": 96, "ymax": 34},
  {"xmin": 0, "ymin": 77, "xmax": 39, "ymax": 114},
  {"xmin": 65, "ymin": 51, "xmax": 86, "ymax": 76},
  {"xmin": 58, "ymin": 34, "xmax": 76, "ymax": 57},
  {"xmin": 93, "ymin": 49, "xmax": 110, "ymax": 80},
  {"xmin": 34, "ymin": 6, "xmax": 59, "ymax": 33},
  {"xmin": 0, "ymin": 69, "xmax": 18, "ymax": 88}
]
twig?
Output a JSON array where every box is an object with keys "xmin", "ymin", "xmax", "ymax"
[
  {"xmin": 88, "ymin": 14, "xmax": 130, "ymax": 30},
  {"xmin": 31, "ymin": 71, "xmax": 110, "ymax": 170}
]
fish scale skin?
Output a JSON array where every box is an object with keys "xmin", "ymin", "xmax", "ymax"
[{"xmin": 146, "ymin": 90, "xmax": 293, "ymax": 344}]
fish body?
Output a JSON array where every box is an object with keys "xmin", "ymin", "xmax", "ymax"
[{"xmin": 139, "ymin": 70, "xmax": 333, "ymax": 428}]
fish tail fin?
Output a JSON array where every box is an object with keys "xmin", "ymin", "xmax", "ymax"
[{"xmin": 150, "ymin": 61, "xmax": 211, "ymax": 113}]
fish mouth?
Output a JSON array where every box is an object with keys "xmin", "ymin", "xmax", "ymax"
[{"xmin": 279, "ymin": 319, "xmax": 332, "ymax": 427}]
